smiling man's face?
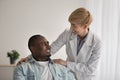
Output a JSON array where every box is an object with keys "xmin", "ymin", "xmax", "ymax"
[{"xmin": 30, "ymin": 36, "xmax": 51, "ymax": 61}]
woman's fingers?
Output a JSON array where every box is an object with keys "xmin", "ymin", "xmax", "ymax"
[
  {"xmin": 53, "ymin": 59, "xmax": 67, "ymax": 66},
  {"xmin": 16, "ymin": 57, "xmax": 28, "ymax": 65}
]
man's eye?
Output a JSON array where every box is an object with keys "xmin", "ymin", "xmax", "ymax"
[
  {"xmin": 40, "ymin": 43, "xmax": 44, "ymax": 46},
  {"xmin": 47, "ymin": 41, "xmax": 49, "ymax": 45}
]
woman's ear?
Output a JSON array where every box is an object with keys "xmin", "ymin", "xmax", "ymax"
[{"xmin": 84, "ymin": 24, "xmax": 88, "ymax": 29}]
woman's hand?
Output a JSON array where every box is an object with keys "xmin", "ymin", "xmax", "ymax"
[
  {"xmin": 53, "ymin": 59, "xmax": 67, "ymax": 67},
  {"xmin": 17, "ymin": 57, "xmax": 29, "ymax": 65}
]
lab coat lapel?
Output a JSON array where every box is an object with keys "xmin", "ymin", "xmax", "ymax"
[
  {"xmin": 69, "ymin": 33, "xmax": 77, "ymax": 56},
  {"xmin": 77, "ymin": 31, "xmax": 93, "ymax": 58}
]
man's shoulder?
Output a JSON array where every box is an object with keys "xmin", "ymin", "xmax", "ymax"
[
  {"xmin": 15, "ymin": 62, "xmax": 33, "ymax": 71},
  {"xmin": 52, "ymin": 63, "xmax": 76, "ymax": 80},
  {"xmin": 14, "ymin": 61, "xmax": 39, "ymax": 76},
  {"xmin": 53, "ymin": 63, "xmax": 70, "ymax": 72},
  {"xmin": 15, "ymin": 58, "xmax": 45, "ymax": 70}
]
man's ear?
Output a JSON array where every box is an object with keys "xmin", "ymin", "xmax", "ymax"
[{"xmin": 30, "ymin": 46, "xmax": 35, "ymax": 53}]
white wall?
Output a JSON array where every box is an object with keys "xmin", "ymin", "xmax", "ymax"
[
  {"xmin": 0, "ymin": 0, "xmax": 84, "ymax": 65},
  {"xmin": 0, "ymin": 66, "xmax": 15, "ymax": 80}
]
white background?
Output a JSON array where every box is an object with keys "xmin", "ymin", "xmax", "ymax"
[{"xmin": 0, "ymin": 0, "xmax": 86, "ymax": 65}]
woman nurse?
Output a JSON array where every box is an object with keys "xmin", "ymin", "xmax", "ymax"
[{"xmin": 51, "ymin": 7, "xmax": 101, "ymax": 80}]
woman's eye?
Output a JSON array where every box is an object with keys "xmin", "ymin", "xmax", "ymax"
[{"xmin": 71, "ymin": 24, "xmax": 75, "ymax": 26}]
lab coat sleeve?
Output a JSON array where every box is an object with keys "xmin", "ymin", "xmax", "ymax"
[
  {"xmin": 67, "ymin": 40, "xmax": 101, "ymax": 76},
  {"xmin": 51, "ymin": 28, "xmax": 70, "ymax": 55}
]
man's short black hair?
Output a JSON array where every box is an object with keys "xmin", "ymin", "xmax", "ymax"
[{"xmin": 28, "ymin": 35, "xmax": 44, "ymax": 50}]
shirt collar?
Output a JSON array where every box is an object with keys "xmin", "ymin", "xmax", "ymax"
[
  {"xmin": 77, "ymin": 32, "xmax": 88, "ymax": 42},
  {"xmin": 28, "ymin": 55, "xmax": 53, "ymax": 64}
]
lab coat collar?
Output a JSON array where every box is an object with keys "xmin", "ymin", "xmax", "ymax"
[
  {"xmin": 77, "ymin": 30, "xmax": 93, "ymax": 57},
  {"xmin": 69, "ymin": 33, "xmax": 77, "ymax": 57},
  {"xmin": 69, "ymin": 29, "xmax": 93, "ymax": 57}
]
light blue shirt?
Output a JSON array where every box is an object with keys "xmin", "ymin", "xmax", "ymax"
[{"xmin": 14, "ymin": 55, "xmax": 76, "ymax": 80}]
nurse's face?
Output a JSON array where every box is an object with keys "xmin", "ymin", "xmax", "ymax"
[{"xmin": 70, "ymin": 20, "xmax": 86, "ymax": 37}]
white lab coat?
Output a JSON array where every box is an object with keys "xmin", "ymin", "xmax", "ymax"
[{"xmin": 51, "ymin": 27, "xmax": 101, "ymax": 80}]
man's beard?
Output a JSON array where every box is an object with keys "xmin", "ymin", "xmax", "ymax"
[
  {"xmin": 44, "ymin": 54, "xmax": 51, "ymax": 61},
  {"xmin": 32, "ymin": 54, "xmax": 51, "ymax": 61}
]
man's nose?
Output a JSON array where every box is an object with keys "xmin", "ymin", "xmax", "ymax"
[
  {"xmin": 47, "ymin": 44, "xmax": 51, "ymax": 49},
  {"xmin": 49, "ymin": 45, "xmax": 51, "ymax": 49}
]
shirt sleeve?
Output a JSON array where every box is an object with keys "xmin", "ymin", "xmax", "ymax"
[
  {"xmin": 67, "ymin": 69, "xmax": 76, "ymax": 80},
  {"xmin": 13, "ymin": 66, "xmax": 26, "ymax": 80}
]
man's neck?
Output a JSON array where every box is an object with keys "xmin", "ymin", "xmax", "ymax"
[{"xmin": 32, "ymin": 55, "xmax": 50, "ymax": 61}]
